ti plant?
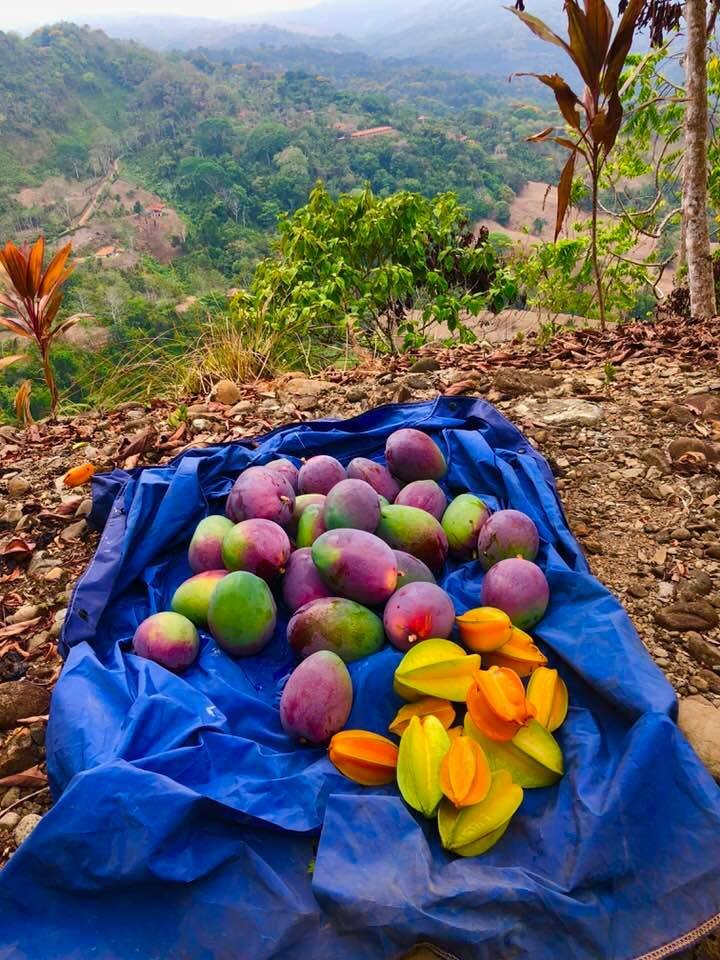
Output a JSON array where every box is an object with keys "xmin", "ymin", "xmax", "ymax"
[
  {"xmin": 509, "ymin": 0, "xmax": 643, "ymax": 328},
  {"xmin": 0, "ymin": 237, "xmax": 81, "ymax": 418}
]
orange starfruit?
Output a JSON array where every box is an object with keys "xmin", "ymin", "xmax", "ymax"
[
  {"xmin": 328, "ymin": 730, "xmax": 398, "ymax": 786},
  {"xmin": 481, "ymin": 627, "xmax": 548, "ymax": 677},
  {"xmin": 526, "ymin": 667, "xmax": 568, "ymax": 732},
  {"xmin": 63, "ymin": 462, "xmax": 95, "ymax": 488},
  {"xmin": 456, "ymin": 607, "xmax": 512, "ymax": 652},
  {"xmin": 466, "ymin": 666, "xmax": 536, "ymax": 741},
  {"xmin": 388, "ymin": 697, "xmax": 455, "ymax": 736},
  {"xmin": 439, "ymin": 735, "xmax": 492, "ymax": 808}
]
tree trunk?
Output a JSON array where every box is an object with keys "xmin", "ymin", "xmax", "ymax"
[{"xmin": 682, "ymin": 0, "xmax": 717, "ymax": 318}]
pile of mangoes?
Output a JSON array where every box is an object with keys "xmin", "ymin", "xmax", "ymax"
[{"xmin": 132, "ymin": 427, "xmax": 565, "ymax": 857}]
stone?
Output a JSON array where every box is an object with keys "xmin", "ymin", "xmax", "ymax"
[
  {"xmin": 0, "ymin": 681, "xmax": 51, "ymax": 730},
  {"xmin": 61, "ymin": 519, "xmax": 87, "ymax": 542},
  {"xmin": 0, "ymin": 811, "xmax": 20, "ymax": 830},
  {"xmin": 493, "ymin": 369, "xmax": 560, "ymax": 398},
  {"xmin": 7, "ymin": 476, "xmax": 30, "ymax": 498},
  {"xmin": 191, "ymin": 419, "xmax": 209, "ymax": 430},
  {"xmin": 627, "ymin": 582, "xmax": 649, "ymax": 599},
  {"xmin": 513, "ymin": 398, "xmax": 603, "ymax": 428},
  {"xmin": 403, "ymin": 373, "xmax": 434, "ymax": 391},
  {"xmin": 76, "ymin": 498, "xmax": 93, "ymax": 517},
  {"xmin": 0, "ymin": 729, "xmax": 40, "ymax": 778},
  {"xmin": 3, "ymin": 503, "xmax": 23, "ymax": 524},
  {"xmin": 664, "ymin": 404, "xmax": 696, "ymax": 425},
  {"xmin": 346, "ymin": 386, "xmax": 367, "ymax": 403},
  {"xmin": 654, "ymin": 600, "xmax": 719, "ymax": 633},
  {"xmin": 707, "ymin": 545, "xmax": 720, "ymax": 561},
  {"xmin": 409, "ymin": 357, "xmax": 440, "ymax": 373},
  {"xmin": 668, "ymin": 436, "xmax": 720, "ymax": 464},
  {"xmin": 678, "ymin": 697, "xmax": 720, "ymax": 780},
  {"xmin": 1, "ymin": 787, "xmax": 20, "ymax": 809},
  {"xmin": 212, "ymin": 380, "xmax": 241, "ymax": 405},
  {"xmin": 43, "ymin": 567, "xmax": 64, "ymax": 582},
  {"xmin": 678, "ymin": 572, "xmax": 713, "ymax": 598},
  {"xmin": 229, "ymin": 400, "xmax": 253, "ymax": 415},
  {"xmin": 670, "ymin": 528, "xmax": 692, "ymax": 541},
  {"xmin": 696, "ymin": 669, "xmax": 720, "ymax": 695},
  {"xmin": 0, "ymin": 425, "xmax": 16, "ymax": 440},
  {"xmin": 284, "ymin": 379, "xmax": 334, "ymax": 399},
  {"xmin": 6, "ymin": 605, "xmax": 40, "ymax": 625},
  {"xmin": 50, "ymin": 608, "xmax": 67, "ymax": 640},
  {"xmin": 686, "ymin": 633, "xmax": 720, "ymax": 669},
  {"xmin": 14, "ymin": 813, "xmax": 41, "ymax": 846}
]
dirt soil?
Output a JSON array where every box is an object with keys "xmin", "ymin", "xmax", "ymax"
[{"xmin": 1, "ymin": 318, "xmax": 719, "ymax": 956}]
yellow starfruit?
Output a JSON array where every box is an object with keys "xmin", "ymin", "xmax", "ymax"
[
  {"xmin": 328, "ymin": 730, "xmax": 399, "ymax": 786},
  {"xmin": 394, "ymin": 638, "xmax": 481, "ymax": 702},
  {"xmin": 388, "ymin": 697, "xmax": 455, "ymax": 736},
  {"xmin": 397, "ymin": 714, "xmax": 451, "ymax": 817},
  {"xmin": 439, "ymin": 734, "xmax": 491, "ymax": 808},
  {"xmin": 481, "ymin": 627, "xmax": 548, "ymax": 677},
  {"xmin": 464, "ymin": 714, "xmax": 564, "ymax": 788},
  {"xmin": 456, "ymin": 606, "xmax": 513, "ymax": 652},
  {"xmin": 466, "ymin": 666, "xmax": 536, "ymax": 741},
  {"xmin": 526, "ymin": 667, "xmax": 568, "ymax": 732},
  {"xmin": 438, "ymin": 768, "xmax": 524, "ymax": 856}
]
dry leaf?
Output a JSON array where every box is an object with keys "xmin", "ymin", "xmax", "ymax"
[
  {"xmin": 0, "ymin": 766, "xmax": 48, "ymax": 788},
  {"xmin": 0, "ymin": 537, "xmax": 36, "ymax": 559}
]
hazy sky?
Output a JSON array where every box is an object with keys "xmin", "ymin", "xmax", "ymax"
[{"xmin": 1, "ymin": 0, "xmax": 314, "ymax": 32}]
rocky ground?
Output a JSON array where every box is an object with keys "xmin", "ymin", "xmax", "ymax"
[{"xmin": 1, "ymin": 318, "xmax": 720, "ymax": 956}]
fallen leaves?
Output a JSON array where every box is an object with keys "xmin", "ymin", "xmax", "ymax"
[
  {"xmin": 0, "ymin": 538, "xmax": 36, "ymax": 560},
  {"xmin": 0, "ymin": 766, "xmax": 47, "ymax": 788}
]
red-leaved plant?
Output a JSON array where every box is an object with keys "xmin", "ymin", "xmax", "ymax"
[{"xmin": 509, "ymin": 0, "xmax": 643, "ymax": 327}]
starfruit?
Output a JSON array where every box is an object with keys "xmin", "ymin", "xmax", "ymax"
[
  {"xmin": 397, "ymin": 714, "xmax": 451, "ymax": 817},
  {"xmin": 466, "ymin": 666, "xmax": 536, "ymax": 741},
  {"xmin": 328, "ymin": 730, "xmax": 399, "ymax": 786},
  {"xmin": 464, "ymin": 714, "xmax": 564, "ymax": 788},
  {"xmin": 439, "ymin": 734, "xmax": 491, "ymax": 808},
  {"xmin": 481, "ymin": 627, "xmax": 548, "ymax": 677},
  {"xmin": 456, "ymin": 606, "xmax": 512, "ymax": 653},
  {"xmin": 438, "ymin": 768, "xmax": 524, "ymax": 856},
  {"xmin": 526, "ymin": 667, "xmax": 568, "ymax": 732},
  {"xmin": 63, "ymin": 462, "xmax": 95, "ymax": 488},
  {"xmin": 447, "ymin": 726, "xmax": 463, "ymax": 743},
  {"xmin": 394, "ymin": 638, "xmax": 481, "ymax": 702},
  {"xmin": 388, "ymin": 697, "xmax": 455, "ymax": 736}
]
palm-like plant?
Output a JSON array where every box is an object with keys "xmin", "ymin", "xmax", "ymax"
[{"xmin": 0, "ymin": 237, "xmax": 80, "ymax": 417}]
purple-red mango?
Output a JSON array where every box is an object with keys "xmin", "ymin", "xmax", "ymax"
[
  {"xmin": 133, "ymin": 611, "xmax": 199, "ymax": 672},
  {"xmin": 385, "ymin": 429, "xmax": 447, "ymax": 482},
  {"xmin": 282, "ymin": 548, "xmax": 335, "ymax": 612},
  {"xmin": 477, "ymin": 509, "xmax": 540, "ymax": 569},
  {"xmin": 323, "ymin": 478, "xmax": 380, "ymax": 532},
  {"xmin": 311, "ymin": 528, "xmax": 397, "ymax": 605},
  {"xmin": 188, "ymin": 515, "xmax": 233, "ymax": 573},
  {"xmin": 279, "ymin": 650, "xmax": 353, "ymax": 743},
  {"xmin": 346, "ymin": 457, "xmax": 400, "ymax": 501},
  {"xmin": 395, "ymin": 479, "xmax": 447, "ymax": 519},
  {"xmin": 481, "ymin": 557, "xmax": 549, "ymax": 630},
  {"xmin": 226, "ymin": 466, "xmax": 295, "ymax": 526},
  {"xmin": 383, "ymin": 581, "xmax": 456, "ymax": 651},
  {"xmin": 221, "ymin": 519, "xmax": 291, "ymax": 581},
  {"xmin": 298, "ymin": 455, "xmax": 346, "ymax": 495}
]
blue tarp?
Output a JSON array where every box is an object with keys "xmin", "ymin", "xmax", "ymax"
[{"xmin": 1, "ymin": 396, "xmax": 719, "ymax": 960}]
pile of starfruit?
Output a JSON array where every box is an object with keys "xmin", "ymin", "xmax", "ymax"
[{"xmin": 327, "ymin": 606, "xmax": 569, "ymax": 859}]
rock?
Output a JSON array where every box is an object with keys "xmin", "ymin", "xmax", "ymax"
[
  {"xmin": 696, "ymin": 669, "xmax": 720, "ymax": 695},
  {"xmin": 0, "ymin": 425, "xmax": 16, "ymax": 440},
  {"xmin": 26, "ymin": 631, "xmax": 50, "ymax": 654},
  {"xmin": 668, "ymin": 436, "xmax": 720, "ymax": 464},
  {"xmin": 7, "ymin": 476, "xmax": 30, "ymax": 498},
  {"xmin": 686, "ymin": 633, "xmax": 720, "ymax": 669},
  {"xmin": 678, "ymin": 697, "xmax": 720, "ymax": 780},
  {"xmin": 549, "ymin": 358, "xmax": 563, "ymax": 370},
  {"xmin": 212, "ymin": 380, "xmax": 241, "ymax": 405},
  {"xmin": 346, "ymin": 386, "xmax": 367, "ymax": 403},
  {"xmin": 43, "ymin": 567, "xmax": 64, "ymax": 582},
  {"xmin": 61, "ymin": 519, "xmax": 87, "ymax": 542},
  {"xmin": 670, "ymin": 527, "xmax": 692, "ymax": 541},
  {"xmin": 1, "ymin": 787, "xmax": 20, "ymax": 809},
  {"xmin": 654, "ymin": 600, "xmax": 719, "ymax": 632},
  {"xmin": 191, "ymin": 418, "xmax": 209, "ymax": 430},
  {"xmin": 284, "ymin": 379, "xmax": 334, "ymax": 399},
  {"xmin": 50, "ymin": 608, "xmax": 67, "ymax": 640},
  {"xmin": 627, "ymin": 581, "xmax": 649, "ymax": 599},
  {"xmin": 678, "ymin": 572, "xmax": 714, "ymax": 598},
  {"xmin": 14, "ymin": 813, "xmax": 41, "ymax": 846},
  {"xmin": 2, "ymin": 502, "xmax": 23, "ymax": 524},
  {"xmin": 0, "ymin": 729, "xmax": 40, "ymax": 777},
  {"xmin": 403, "ymin": 373, "xmax": 434, "ymax": 391},
  {"xmin": 664, "ymin": 404, "xmax": 696, "ymax": 425},
  {"xmin": 513, "ymin": 398, "xmax": 603, "ymax": 428},
  {"xmin": 6, "ymin": 605, "xmax": 41, "ymax": 625},
  {"xmin": 0, "ymin": 811, "xmax": 20, "ymax": 830},
  {"xmin": 409, "ymin": 357, "xmax": 440, "ymax": 373},
  {"xmin": 684, "ymin": 392, "xmax": 720, "ymax": 420},
  {"xmin": 0, "ymin": 681, "xmax": 51, "ymax": 730},
  {"xmin": 493, "ymin": 369, "xmax": 560, "ymax": 398}
]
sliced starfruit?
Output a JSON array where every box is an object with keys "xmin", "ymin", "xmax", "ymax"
[
  {"xmin": 481, "ymin": 627, "xmax": 548, "ymax": 677},
  {"xmin": 328, "ymin": 730, "xmax": 399, "ymax": 786},
  {"xmin": 456, "ymin": 606, "xmax": 513, "ymax": 653},
  {"xmin": 466, "ymin": 666, "xmax": 536, "ymax": 741},
  {"xmin": 464, "ymin": 714, "xmax": 564, "ymax": 788},
  {"xmin": 439, "ymin": 734, "xmax": 491, "ymax": 808},
  {"xmin": 388, "ymin": 697, "xmax": 455, "ymax": 736},
  {"xmin": 438, "ymin": 768, "xmax": 524, "ymax": 857},
  {"xmin": 394, "ymin": 638, "xmax": 481, "ymax": 702},
  {"xmin": 397, "ymin": 714, "xmax": 451, "ymax": 817},
  {"xmin": 526, "ymin": 667, "xmax": 568, "ymax": 732}
]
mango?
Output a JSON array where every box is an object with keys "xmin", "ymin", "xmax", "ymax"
[
  {"xmin": 456, "ymin": 607, "xmax": 513, "ymax": 653},
  {"xmin": 279, "ymin": 650, "xmax": 352, "ymax": 743},
  {"xmin": 441, "ymin": 494, "xmax": 490, "ymax": 560},
  {"xmin": 188, "ymin": 515, "xmax": 234, "ymax": 573},
  {"xmin": 281, "ymin": 547, "xmax": 334, "ymax": 613},
  {"xmin": 465, "ymin": 666, "xmax": 536, "ymax": 741},
  {"xmin": 376, "ymin": 504, "xmax": 448, "ymax": 574},
  {"xmin": 312, "ymin": 529, "xmax": 397, "ymax": 605},
  {"xmin": 464, "ymin": 714, "xmax": 564, "ymax": 788},
  {"xmin": 397, "ymin": 715, "xmax": 451, "ymax": 817},
  {"xmin": 388, "ymin": 697, "xmax": 455, "ymax": 736},
  {"xmin": 171, "ymin": 570, "xmax": 226, "ymax": 628},
  {"xmin": 221, "ymin": 518, "xmax": 291, "ymax": 581},
  {"xmin": 287, "ymin": 597, "xmax": 385, "ymax": 662},
  {"xmin": 133, "ymin": 611, "xmax": 199, "ymax": 672},
  {"xmin": 394, "ymin": 550, "xmax": 436, "ymax": 588},
  {"xmin": 481, "ymin": 626, "xmax": 548, "ymax": 677},
  {"xmin": 328, "ymin": 729, "xmax": 398, "ymax": 785},
  {"xmin": 395, "ymin": 479, "xmax": 447, "ymax": 520},
  {"xmin": 385, "ymin": 428, "xmax": 447, "ymax": 482},
  {"xmin": 347, "ymin": 457, "xmax": 400, "ymax": 501},
  {"xmin": 298, "ymin": 455, "xmax": 346, "ymax": 495},
  {"xmin": 226, "ymin": 466, "xmax": 295, "ymax": 527},
  {"xmin": 439, "ymin": 735, "xmax": 491, "ymax": 808},
  {"xmin": 265, "ymin": 458, "xmax": 299, "ymax": 491},
  {"xmin": 477, "ymin": 509, "xmax": 539, "ymax": 570},
  {"xmin": 394, "ymin": 638, "xmax": 481, "ymax": 702},
  {"xmin": 438, "ymin": 769, "xmax": 523, "ymax": 856},
  {"xmin": 383, "ymin": 581, "xmax": 455, "ymax": 651},
  {"xmin": 481, "ymin": 557, "xmax": 549, "ymax": 630},
  {"xmin": 207, "ymin": 570, "xmax": 277, "ymax": 656},
  {"xmin": 323, "ymin": 478, "xmax": 381, "ymax": 532},
  {"xmin": 296, "ymin": 503, "xmax": 327, "ymax": 548},
  {"xmin": 526, "ymin": 667, "xmax": 569, "ymax": 732},
  {"xmin": 288, "ymin": 493, "xmax": 325, "ymax": 536}
]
